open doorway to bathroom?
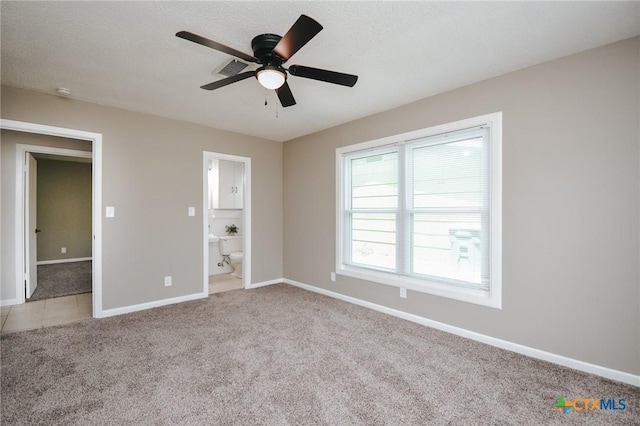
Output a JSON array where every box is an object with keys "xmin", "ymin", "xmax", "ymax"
[{"xmin": 203, "ymin": 152, "xmax": 251, "ymax": 295}]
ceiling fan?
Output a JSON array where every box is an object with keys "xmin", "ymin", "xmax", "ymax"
[{"xmin": 176, "ymin": 14, "xmax": 358, "ymax": 107}]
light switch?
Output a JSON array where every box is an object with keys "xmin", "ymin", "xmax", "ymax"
[
  {"xmin": 106, "ymin": 206, "xmax": 115, "ymax": 218},
  {"xmin": 188, "ymin": 207, "xmax": 196, "ymax": 217}
]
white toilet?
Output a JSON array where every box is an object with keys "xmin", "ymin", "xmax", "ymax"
[{"xmin": 219, "ymin": 236, "xmax": 243, "ymax": 278}]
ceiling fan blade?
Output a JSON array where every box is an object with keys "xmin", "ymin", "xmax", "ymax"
[
  {"xmin": 288, "ymin": 65, "xmax": 358, "ymax": 87},
  {"xmin": 272, "ymin": 15, "xmax": 323, "ymax": 61},
  {"xmin": 176, "ymin": 31, "xmax": 258, "ymax": 63},
  {"xmin": 200, "ymin": 71, "xmax": 255, "ymax": 91},
  {"xmin": 276, "ymin": 82, "xmax": 296, "ymax": 107}
]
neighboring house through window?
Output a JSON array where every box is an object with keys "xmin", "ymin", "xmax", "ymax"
[{"xmin": 336, "ymin": 112, "xmax": 502, "ymax": 308}]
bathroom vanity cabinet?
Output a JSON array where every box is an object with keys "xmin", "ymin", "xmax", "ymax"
[{"xmin": 216, "ymin": 160, "xmax": 244, "ymax": 209}]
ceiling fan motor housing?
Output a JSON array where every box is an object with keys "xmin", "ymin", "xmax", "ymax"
[{"xmin": 251, "ymin": 34, "xmax": 284, "ymax": 64}]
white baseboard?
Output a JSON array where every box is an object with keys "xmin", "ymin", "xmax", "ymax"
[
  {"xmin": 284, "ymin": 278, "xmax": 640, "ymax": 388},
  {"xmin": 99, "ymin": 292, "xmax": 208, "ymax": 318},
  {"xmin": 37, "ymin": 257, "xmax": 92, "ymax": 265},
  {"xmin": 99, "ymin": 277, "xmax": 283, "ymax": 318},
  {"xmin": 1, "ymin": 298, "xmax": 18, "ymax": 307},
  {"xmin": 246, "ymin": 278, "xmax": 283, "ymax": 289}
]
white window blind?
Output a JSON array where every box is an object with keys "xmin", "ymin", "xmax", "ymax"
[
  {"xmin": 409, "ymin": 128, "xmax": 489, "ymax": 288},
  {"xmin": 348, "ymin": 150, "xmax": 398, "ymax": 270}
]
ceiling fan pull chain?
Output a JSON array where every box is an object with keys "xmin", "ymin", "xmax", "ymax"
[{"xmin": 264, "ymin": 88, "xmax": 268, "ymax": 106}]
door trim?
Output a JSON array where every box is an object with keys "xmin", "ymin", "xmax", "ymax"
[
  {"xmin": 2, "ymin": 119, "xmax": 103, "ymax": 317},
  {"xmin": 203, "ymin": 151, "xmax": 251, "ymax": 293}
]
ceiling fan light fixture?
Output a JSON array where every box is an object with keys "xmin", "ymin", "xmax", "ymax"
[{"xmin": 257, "ymin": 66, "xmax": 286, "ymax": 89}]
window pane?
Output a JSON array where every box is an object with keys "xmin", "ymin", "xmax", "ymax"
[
  {"xmin": 351, "ymin": 213, "xmax": 396, "ymax": 270},
  {"xmin": 413, "ymin": 137, "xmax": 483, "ymax": 209},
  {"xmin": 351, "ymin": 152, "xmax": 398, "ymax": 209},
  {"xmin": 412, "ymin": 212, "xmax": 482, "ymax": 285}
]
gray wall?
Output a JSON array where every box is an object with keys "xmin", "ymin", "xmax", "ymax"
[
  {"xmin": 1, "ymin": 130, "xmax": 92, "ymax": 301},
  {"xmin": 283, "ymin": 37, "xmax": 640, "ymax": 375},
  {"xmin": 36, "ymin": 159, "xmax": 92, "ymax": 261},
  {"xmin": 1, "ymin": 87, "xmax": 283, "ymax": 309}
]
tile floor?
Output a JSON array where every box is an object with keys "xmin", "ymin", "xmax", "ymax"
[
  {"xmin": 1, "ymin": 293, "xmax": 92, "ymax": 334},
  {"xmin": 209, "ymin": 273, "xmax": 243, "ymax": 294},
  {"xmin": 1, "ymin": 275, "xmax": 243, "ymax": 335}
]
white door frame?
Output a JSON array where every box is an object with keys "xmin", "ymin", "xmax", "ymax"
[
  {"xmin": 1, "ymin": 119, "xmax": 103, "ymax": 317},
  {"xmin": 202, "ymin": 151, "xmax": 251, "ymax": 293}
]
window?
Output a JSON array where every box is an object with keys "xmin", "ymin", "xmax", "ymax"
[{"xmin": 336, "ymin": 113, "xmax": 502, "ymax": 308}]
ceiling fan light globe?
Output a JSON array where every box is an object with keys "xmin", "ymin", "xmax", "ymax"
[{"xmin": 257, "ymin": 68, "xmax": 286, "ymax": 89}]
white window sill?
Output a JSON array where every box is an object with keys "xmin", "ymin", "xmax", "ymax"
[{"xmin": 337, "ymin": 265, "xmax": 502, "ymax": 309}]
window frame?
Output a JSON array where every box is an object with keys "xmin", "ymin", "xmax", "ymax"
[{"xmin": 336, "ymin": 112, "xmax": 502, "ymax": 309}]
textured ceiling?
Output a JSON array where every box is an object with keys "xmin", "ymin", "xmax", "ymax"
[{"xmin": 2, "ymin": 2, "xmax": 639, "ymax": 142}]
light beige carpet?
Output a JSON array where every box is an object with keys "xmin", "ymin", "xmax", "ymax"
[{"xmin": 1, "ymin": 284, "xmax": 638, "ymax": 425}]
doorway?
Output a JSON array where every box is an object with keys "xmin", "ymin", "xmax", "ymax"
[
  {"xmin": 1, "ymin": 119, "xmax": 103, "ymax": 318},
  {"xmin": 17, "ymin": 144, "xmax": 93, "ymax": 325},
  {"xmin": 27, "ymin": 153, "xmax": 93, "ymax": 303},
  {"xmin": 203, "ymin": 152, "xmax": 251, "ymax": 295}
]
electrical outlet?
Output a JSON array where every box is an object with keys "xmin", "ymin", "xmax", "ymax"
[
  {"xmin": 61, "ymin": 247, "xmax": 66, "ymax": 254},
  {"xmin": 400, "ymin": 287, "xmax": 407, "ymax": 299},
  {"xmin": 106, "ymin": 206, "xmax": 115, "ymax": 218},
  {"xmin": 188, "ymin": 207, "xmax": 195, "ymax": 216},
  {"xmin": 330, "ymin": 272, "xmax": 336, "ymax": 282},
  {"xmin": 164, "ymin": 276, "xmax": 172, "ymax": 287}
]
